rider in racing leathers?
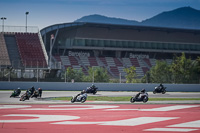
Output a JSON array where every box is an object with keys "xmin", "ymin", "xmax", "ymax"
[
  {"xmin": 135, "ymin": 89, "xmax": 146, "ymax": 99},
  {"xmin": 14, "ymin": 87, "xmax": 21, "ymax": 95},
  {"xmin": 75, "ymin": 90, "xmax": 86, "ymax": 100},
  {"xmin": 158, "ymin": 83, "xmax": 164, "ymax": 91}
]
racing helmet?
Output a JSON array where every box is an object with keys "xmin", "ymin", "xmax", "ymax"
[
  {"xmin": 141, "ymin": 89, "xmax": 146, "ymax": 93},
  {"xmin": 81, "ymin": 90, "xmax": 85, "ymax": 94}
]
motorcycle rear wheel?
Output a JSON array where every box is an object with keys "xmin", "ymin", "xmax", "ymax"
[{"xmin": 143, "ymin": 97, "xmax": 148, "ymax": 103}]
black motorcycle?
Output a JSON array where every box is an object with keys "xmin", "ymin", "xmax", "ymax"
[
  {"xmin": 130, "ymin": 92, "xmax": 149, "ymax": 103},
  {"xmin": 10, "ymin": 90, "xmax": 21, "ymax": 98},
  {"xmin": 85, "ymin": 87, "xmax": 98, "ymax": 95},
  {"xmin": 31, "ymin": 90, "xmax": 41, "ymax": 98},
  {"xmin": 71, "ymin": 93, "xmax": 87, "ymax": 103},
  {"xmin": 153, "ymin": 86, "xmax": 166, "ymax": 94},
  {"xmin": 19, "ymin": 91, "xmax": 31, "ymax": 101}
]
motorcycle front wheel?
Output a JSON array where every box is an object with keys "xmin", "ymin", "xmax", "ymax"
[
  {"xmin": 162, "ymin": 90, "xmax": 166, "ymax": 94},
  {"xmin": 71, "ymin": 98, "xmax": 75, "ymax": 103},
  {"xmin": 93, "ymin": 91, "xmax": 97, "ymax": 95},
  {"xmin": 130, "ymin": 97, "xmax": 135, "ymax": 103},
  {"xmin": 81, "ymin": 97, "xmax": 86, "ymax": 103}
]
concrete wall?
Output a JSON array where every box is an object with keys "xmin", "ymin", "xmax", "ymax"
[{"xmin": 0, "ymin": 82, "xmax": 200, "ymax": 92}]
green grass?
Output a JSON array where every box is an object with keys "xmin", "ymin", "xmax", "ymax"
[{"xmin": 52, "ymin": 96, "xmax": 200, "ymax": 101}]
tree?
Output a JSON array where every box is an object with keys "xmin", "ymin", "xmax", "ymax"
[
  {"xmin": 144, "ymin": 60, "xmax": 171, "ymax": 83},
  {"xmin": 65, "ymin": 67, "xmax": 84, "ymax": 82},
  {"xmin": 83, "ymin": 67, "xmax": 109, "ymax": 82},
  {"xmin": 124, "ymin": 66, "xmax": 137, "ymax": 83},
  {"xmin": 192, "ymin": 56, "xmax": 200, "ymax": 83},
  {"xmin": 170, "ymin": 53, "xmax": 193, "ymax": 83}
]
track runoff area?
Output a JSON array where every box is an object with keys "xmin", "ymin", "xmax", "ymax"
[{"xmin": 0, "ymin": 104, "xmax": 200, "ymax": 133}]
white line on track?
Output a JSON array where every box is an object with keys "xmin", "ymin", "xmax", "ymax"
[
  {"xmin": 168, "ymin": 120, "xmax": 200, "ymax": 128},
  {"xmin": 52, "ymin": 117, "xmax": 178, "ymax": 126},
  {"xmin": 144, "ymin": 128, "xmax": 198, "ymax": 132},
  {"xmin": 0, "ymin": 105, "xmax": 31, "ymax": 109},
  {"xmin": 21, "ymin": 105, "xmax": 119, "ymax": 110},
  {"xmin": 107, "ymin": 105, "xmax": 199, "ymax": 111},
  {"xmin": 0, "ymin": 114, "xmax": 79, "ymax": 123},
  {"xmin": 141, "ymin": 105, "xmax": 199, "ymax": 111}
]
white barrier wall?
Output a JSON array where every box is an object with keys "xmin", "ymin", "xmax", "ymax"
[{"xmin": 0, "ymin": 82, "xmax": 200, "ymax": 92}]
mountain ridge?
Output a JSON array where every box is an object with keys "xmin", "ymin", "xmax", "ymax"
[{"xmin": 74, "ymin": 7, "xmax": 200, "ymax": 29}]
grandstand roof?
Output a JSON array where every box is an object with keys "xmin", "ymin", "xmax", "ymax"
[
  {"xmin": 41, "ymin": 22, "xmax": 200, "ymax": 55},
  {"xmin": 41, "ymin": 22, "xmax": 200, "ymax": 36}
]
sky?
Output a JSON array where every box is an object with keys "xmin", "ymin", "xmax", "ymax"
[{"xmin": 0, "ymin": 0, "xmax": 200, "ymax": 30}]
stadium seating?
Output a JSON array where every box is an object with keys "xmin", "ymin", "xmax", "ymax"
[
  {"xmin": 15, "ymin": 32, "xmax": 47, "ymax": 68},
  {"xmin": 110, "ymin": 66, "xmax": 120, "ymax": 77},
  {"xmin": 99, "ymin": 57, "xmax": 108, "ymax": 66},
  {"xmin": 60, "ymin": 56, "xmax": 71, "ymax": 66},
  {"xmin": 142, "ymin": 67, "xmax": 150, "ymax": 74},
  {"xmin": 117, "ymin": 66, "xmax": 126, "ymax": 77},
  {"xmin": 88, "ymin": 57, "xmax": 98, "ymax": 66},
  {"xmin": 122, "ymin": 58, "xmax": 132, "ymax": 67},
  {"xmin": 68, "ymin": 56, "xmax": 79, "ymax": 66},
  {"xmin": 79, "ymin": 57, "xmax": 90, "ymax": 66},
  {"xmin": 113, "ymin": 58, "xmax": 123, "ymax": 66},
  {"xmin": 150, "ymin": 58, "xmax": 156, "ymax": 66},
  {"xmin": 143, "ymin": 58, "xmax": 152, "ymax": 67},
  {"xmin": 53, "ymin": 55, "xmax": 168, "ymax": 78}
]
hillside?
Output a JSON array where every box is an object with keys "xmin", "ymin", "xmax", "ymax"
[
  {"xmin": 74, "ymin": 7, "xmax": 200, "ymax": 29},
  {"xmin": 141, "ymin": 7, "xmax": 200, "ymax": 29},
  {"xmin": 75, "ymin": 14, "xmax": 139, "ymax": 25}
]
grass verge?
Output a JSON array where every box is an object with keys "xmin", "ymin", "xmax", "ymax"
[{"xmin": 52, "ymin": 96, "xmax": 200, "ymax": 101}]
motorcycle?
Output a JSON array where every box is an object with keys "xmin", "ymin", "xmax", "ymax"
[
  {"xmin": 86, "ymin": 87, "xmax": 98, "ymax": 95},
  {"xmin": 19, "ymin": 91, "xmax": 31, "ymax": 101},
  {"xmin": 71, "ymin": 93, "xmax": 87, "ymax": 103},
  {"xmin": 130, "ymin": 92, "xmax": 149, "ymax": 103},
  {"xmin": 10, "ymin": 90, "xmax": 21, "ymax": 98},
  {"xmin": 31, "ymin": 90, "xmax": 42, "ymax": 98},
  {"xmin": 153, "ymin": 86, "xmax": 166, "ymax": 94}
]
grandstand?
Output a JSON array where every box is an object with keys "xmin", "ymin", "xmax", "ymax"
[
  {"xmin": 40, "ymin": 22, "xmax": 200, "ymax": 79},
  {"xmin": 0, "ymin": 26, "xmax": 49, "ymax": 79},
  {"xmin": 1, "ymin": 22, "xmax": 200, "ymax": 80}
]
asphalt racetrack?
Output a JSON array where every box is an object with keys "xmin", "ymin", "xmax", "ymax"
[
  {"xmin": 0, "ymin": 91, "xmax": 200, "ymax": 133},
  {"xmin": 0, "ymin": 91, "xmax": 200, "ymax": 104}
]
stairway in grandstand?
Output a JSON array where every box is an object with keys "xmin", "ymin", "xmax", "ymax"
[
  {"xmin": 4, "ymin": 33, "xmax": 22, "ymax": 68},
  {"xmin": 0, "ymin": 33, "xmax": 11, "ymax": 66}
]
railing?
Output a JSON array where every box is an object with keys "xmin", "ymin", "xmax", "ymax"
[
  {"xmin": 38, "ymin": 32, "xmax": 49, "ymax": 66},
  {"xmin": 0, "ymin": 59, "xmax": 62, "ymax": 70},
  {"xmin": 0, "ymin": 25, "xmax": 39, "ymax": 33}
]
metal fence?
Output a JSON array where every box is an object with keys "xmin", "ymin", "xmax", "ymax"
[{"xmin": 0, "ymin": 25, "xmax": 39, "ymax": 33}]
